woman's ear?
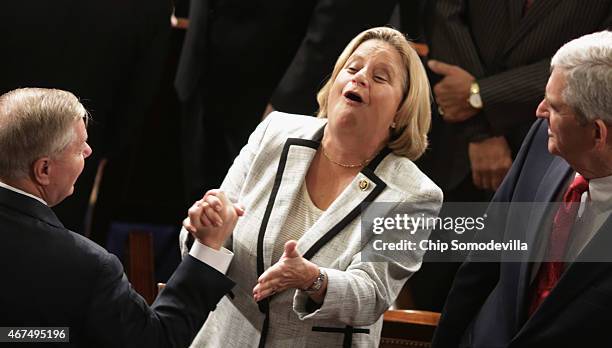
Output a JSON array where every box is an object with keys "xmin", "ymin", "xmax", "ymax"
[{"xmin": 32, "ymin": 157, "xmax": 51, "ymax": 186}]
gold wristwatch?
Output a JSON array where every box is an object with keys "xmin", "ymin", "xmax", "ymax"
[{"xmin": 468, "ymin": 81, "xmax": 483, "ymax": 109}]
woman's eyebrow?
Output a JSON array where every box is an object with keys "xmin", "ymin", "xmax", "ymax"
[{"xmin": 347, "ymin": 55, "xmax": 364, "ymax": 64}]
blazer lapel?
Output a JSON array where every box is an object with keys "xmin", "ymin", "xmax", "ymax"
[
  {"xmin": 515, "ymin": 157, "xmax": 572, "ymax": 320},
  {"xmin": 255, "ymin": 127, "xmax": 325, "ymax": 279},
  {"xmin": 298, "ymin": 153, "xmax": 389, "ymax": 260},
  {"xmin": 521, "ymin": 216, "xmax": 612, "ymax": 331},
  {"xmin": 263, "ymin": 141, "xmax": 318, "ymax": 265},
  {"xmin": 503, "ymin": 0, "xmax": 563, "ymax": 55}
]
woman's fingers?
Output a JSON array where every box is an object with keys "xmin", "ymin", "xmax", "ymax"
[
  {"xmin": 253, "ymin": 278, "xmax": 283, "ymax": 301},
  {"xmin": 233, "ymin": 203, "xmax": 246, "ymax": 216}
]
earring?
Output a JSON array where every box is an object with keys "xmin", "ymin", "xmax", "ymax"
[{"xmin": 390, "ymin": 122, "xmax": 396, "ymax": 129}]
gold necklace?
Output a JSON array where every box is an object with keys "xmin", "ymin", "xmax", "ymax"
[{"xmin": 321, "ymin": 146, "xmax": 377, "ymax": 168}]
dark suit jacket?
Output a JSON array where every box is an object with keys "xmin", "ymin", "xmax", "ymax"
[
  {"xmin": 0, "ymin": 186, "xmax": 234, "ymax": 347},
  {"xmin": 421, "ymin": 0, "xmax": 612, "ymax": 191},
  {"xmin": 432, "ymin": 119, "xmax": 612, "ymax": 347}
]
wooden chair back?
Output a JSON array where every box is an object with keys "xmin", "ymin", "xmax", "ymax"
[{"xmin": 380, "ymin": 310, "xmax": 440, "ymax": 348}]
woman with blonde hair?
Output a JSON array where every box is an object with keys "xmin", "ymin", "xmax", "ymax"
[{"xmin": 182, "ymin": 27, "xmax": 442, "ymax": 347}]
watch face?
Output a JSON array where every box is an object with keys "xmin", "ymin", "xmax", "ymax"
[{"xmin": 469, "ymin": 94, "xmax": 483, "ymax": 109}]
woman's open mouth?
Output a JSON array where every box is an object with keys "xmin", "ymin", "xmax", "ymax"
[{"xmin": 344, "ymin": 91, "xmax": 364, "ymax": 103}]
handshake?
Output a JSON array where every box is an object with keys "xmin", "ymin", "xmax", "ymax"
[
  {"xmin": 182, "ymin": 189, "xmax": 323, "ymax": 303},
  {"xmin": 183, "ymin": 189, "xmax": 245, "ymax": 250}
]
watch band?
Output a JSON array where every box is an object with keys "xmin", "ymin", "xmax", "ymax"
[{"xmin": 304, "ymin": 269, "xmax": 326, "ymax": 293}]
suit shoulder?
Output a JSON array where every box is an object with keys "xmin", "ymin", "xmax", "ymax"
[
  {"xmin": 42, "ymin": 224, "xmax": 118, "ymax": 271},
  {"xmin": 378, "ymin": 154, "xmax": 443, "ymax": 203},
  {"xmin": 263, "ymin": 112, "xmax": 326, "ymax": 139}
]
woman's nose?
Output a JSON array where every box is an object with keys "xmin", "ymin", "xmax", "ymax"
[{"xmin": 352, "ymin": 70, "xmax": 368, "ymax": 87}]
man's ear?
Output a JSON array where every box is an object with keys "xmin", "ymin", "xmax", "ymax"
[{"xmin": 32, "ymin": 157, "xmax": 51, "ymax": 186}]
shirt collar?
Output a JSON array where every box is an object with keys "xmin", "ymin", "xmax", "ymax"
[
  {"xmin": 0, "ymin": 180, "xmax": 48, "ymax": 206},
  {"xmin": 582, "ymin": 173, "xmax": 612, "ymax": 212}
]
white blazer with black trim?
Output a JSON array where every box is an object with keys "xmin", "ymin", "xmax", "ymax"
[{"xmin": 183, "ymin": 112, "xmax": 443, "ymax": 347}]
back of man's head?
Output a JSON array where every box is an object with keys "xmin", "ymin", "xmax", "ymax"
[
  {"xmin": 0, "ymin": 88, "xmax": 87, "ymax": 180},
  {"xmin": 551, "ymin": 31, "xmax": 612, "ymax": 124}
]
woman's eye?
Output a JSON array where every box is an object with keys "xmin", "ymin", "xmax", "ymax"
[
  {"xmin": 374, "ymin": 75, "xmax": 387, "ymax": 82},
  {"xmin": 347, "ymin": 67, "xmax": 358, "ymax": 73}
]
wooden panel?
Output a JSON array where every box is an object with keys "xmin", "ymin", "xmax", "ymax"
[
  {"xmin": 126, "ymin": 231, "xmax": 156, "ymax": 304},
  {"xmin": 380, "ymin": 310, "xmax": 440, "ymax": 348}
]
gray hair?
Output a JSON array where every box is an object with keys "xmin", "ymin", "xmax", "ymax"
[
  {"xmin": 551, "ymin": 30, "xmax": 612, "ymax": 124},
  {"xmin": 0, "ymin": 88, "xmax": 88, "ymax": 179}
]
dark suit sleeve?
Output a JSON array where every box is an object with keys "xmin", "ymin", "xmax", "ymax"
[
  {"xmin": 83, "ymin": 252, "xmax": 233, "ymax": 347},
  {"xmin": 427, "ymin": 0, "xmax": 485, "ymax": 77},
  {"xmin": 426, "ymin": 0, "xmax": 492, "ymax": 142},
  {"xmin": 270, "ymin": 0, "xmax": 396, "ymax": 115},
  {"xmin": 431, "ymin": 120, "xmax": 545, "ymax": 347},
  {"xmin": 467, "ymin": 3, "xmax": 612, "ymax": 138}
]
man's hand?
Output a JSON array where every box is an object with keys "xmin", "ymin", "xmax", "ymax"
[
  {"xmin": 468, "ymin": 136, "xmax": 513, "ymax": 191},
  {"xmin": 253, "ymin": 240, "xmax": 322, "ymax": 302},
  {"xmin": 428, "ymin": 60, "xmax": 479, "ymax": 123},
  {"xmin": 182, "ymin": 189, "xmax": 245, "ymax": 250}
]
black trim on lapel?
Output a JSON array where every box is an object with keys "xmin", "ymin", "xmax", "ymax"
[
  {"xmin": 256, "ymin": 138, "xmax": 320, "ymax": 283},
  {"xmin": 254, "ymin": 125, "xmax": 390, "ymax": 346},
  {"xmin": 255, "ymin": 131, "xmax": 322, "ymax": 347},
  {"xmin": 303, "ymin": 150, "xmax": 389, "ymax": 260}
]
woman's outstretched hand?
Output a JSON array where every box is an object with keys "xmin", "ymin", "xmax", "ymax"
[{"xmin": 253, "ymin": 240, "xmax": 323, "ymax": 302}]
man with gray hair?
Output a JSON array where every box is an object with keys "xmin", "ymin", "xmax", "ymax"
[
  {"xmin": 433, "ymin": 31, "xmax": 612, "ymax": 347},
  {"xmin": 0, "ymin": 88, "xmax": 240, "ymax": 346}
]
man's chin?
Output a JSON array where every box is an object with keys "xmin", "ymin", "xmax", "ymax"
[
  {"xmin": 547, "ymin": 145, "xmax": 560, "ymax": 156},
  {"xmin": 52, "ymin": 188, "xmax": 74, "ymax": 207}
]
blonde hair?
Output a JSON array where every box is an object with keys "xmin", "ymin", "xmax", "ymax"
[
  {"xmin": 316, "ymin": 27, "xmax": 431, "ymax": 160},
  {"xmin": 0, "ymin": 88, "xmax": 88, "ymax": 179}
]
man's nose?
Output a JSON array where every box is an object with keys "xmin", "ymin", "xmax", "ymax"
[
  {"xmin": 535, "ymin": 99, "xmax": 548, "ymax": 119},
  {"xmin": 84, "ymin": 143, "xmax": 93, "ymax": 158}
]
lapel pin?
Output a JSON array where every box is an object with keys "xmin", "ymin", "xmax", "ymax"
[{"xmin": 358, "ymin": 179, "xmax": 370, "ymax": 191}]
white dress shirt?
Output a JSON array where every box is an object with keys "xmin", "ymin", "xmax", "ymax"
[
  {"xmin": 567, "ymin": 173, "xmax": 612, "ymax": 261},
  {"xmin": 0, "ymin": 180, "xmax": 233, "ymax": 274}
]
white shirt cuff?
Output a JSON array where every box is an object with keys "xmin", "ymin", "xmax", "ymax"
[{"xmin": 189, "ymin": 240, "xmax": 233, "ymax": 274}]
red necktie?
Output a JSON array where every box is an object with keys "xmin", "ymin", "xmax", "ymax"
[{"xmin": 528, "ymin": 175, "xmax": 589, "ymax": 316}]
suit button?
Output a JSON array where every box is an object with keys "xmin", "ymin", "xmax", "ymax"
[{"xmin": 358, "ymin": 179, "xmax": 370, "ymax": 191}]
